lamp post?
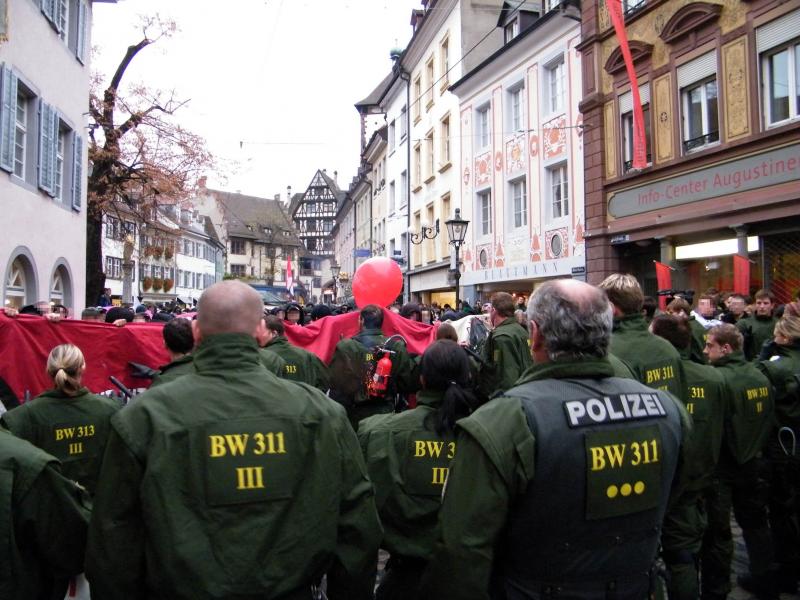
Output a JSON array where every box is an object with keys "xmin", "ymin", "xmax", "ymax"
[
  {"xmin": 330, "ymin": 262, "xmax": 340, "ymax": 304},
  {"xmin": 445, "ymin": 208, "xmax": 469, "ymax": 310}
]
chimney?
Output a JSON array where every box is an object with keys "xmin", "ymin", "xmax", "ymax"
[
  {"xmin": 334, "ymin": 170, "xmax": 338, "ymax": 183},
  {"xmin": 287, "ymin": 185, "xmax": 292, "ymax": 204}
]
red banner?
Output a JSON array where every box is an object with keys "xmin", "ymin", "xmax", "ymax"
[
  {"xmin": 0, "ymin": 310, "xmax": 437, "ymax": 401},
  {"xmin": 733, "ymin": 255, "xmax": 750, "ymax": 295},
  {"xmin": 606, "ymin": 0, "xmax": 647, "ymax": 169},
  {"xmin": 654, "ymin": 261, "xmax": 673, "ymax": 310}
]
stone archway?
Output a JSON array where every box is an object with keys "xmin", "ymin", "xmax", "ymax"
[{"xmin": 50, "ymin": 259, "xmax": 74, "ymax": 314}]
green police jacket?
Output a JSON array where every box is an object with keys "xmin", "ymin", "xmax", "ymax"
[
  {"xmin": 149, "ymin": 354, "xmax": 195, "ymax": 388},
  {"xmin": 420, "ymin": 358, "xmax": 690, "ymax": 600},
  {"xmin": 677, "ymin": 348, "xmax": 725, "ymax": 492},
  {"xmin": 712, "ymin": 351, "xmax": 775, "ymax": 465},
  {"xmin": 85, "ymin": 333, "xmax": 382, "ymax": 600},
  {"xmin": 688, "ymin": 316, "xmax": 708, "ymax": 365},
  {"xmin": 358, "ymin": 390, "xmax": 455, "ymax": 561},
  {"xmin": 1, "ymin": 387, "xmax": 120, "ymax": 495},
  {"xmin": 477, "ymin": 317, "xmax": 533, "ymax": 401},
  {"xmin": 328, "ymin": 328, "xmax": 416, "ymax": 427},
  {"xmin": 610, "ymin": 313, "xmax": 686, "ymax": 400},
  {"xmin": 258, "ymin": 347, "xmax": 288, "ymax": 378},
  {"xmin": 0, "ymin": 428, "xmax": 90, "ymax": 600},
  {"xmin": 757, "ymin": 341, "xmax": 800, "ymax": 428},
  {"xmin": 737, "ymin": 314, "xmax": 777, "ymax": 361},
  {"xmin": 262, "ymin": 335, "xmax": 330, "ymax": 392}
]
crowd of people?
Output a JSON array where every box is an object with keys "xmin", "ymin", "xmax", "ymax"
[{"xmin": 0, "ymin": 276, "xmax": 798, "ymax": 600}]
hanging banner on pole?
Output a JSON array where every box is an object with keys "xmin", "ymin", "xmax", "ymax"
[
  {"xmin": 606, "ymin": 0, "xmax": 647, "ymax": 170},
  {"xmin": 733, "ymin": 255, "xmax": 750, "ymax": 295},
  {"xmin": 654, "ymin": 261, "xmax": 673, "ymax": 310}
]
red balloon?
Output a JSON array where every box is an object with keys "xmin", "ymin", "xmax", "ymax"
[{"xmin": 352, "ymin": 257, "xmax": 403, "ymax": 308}]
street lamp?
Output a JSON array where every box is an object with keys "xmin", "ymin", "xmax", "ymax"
[
  {"xmin": 330, "ymin": 262, "xmax": 340, "ymax": 304},
  {"xmin": 445, "ymin": 208, "xmax": 469, "ymax": 310},
  {"xmin": 408, "ymin": 219, "xmax": 440, "ymax": 245}
]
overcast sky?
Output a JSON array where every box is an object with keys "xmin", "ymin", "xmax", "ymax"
[{"xmin": 91, "ymin": 0, "xmax": 420, "ymax": 200}]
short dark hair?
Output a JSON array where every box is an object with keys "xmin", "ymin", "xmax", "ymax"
[
  {"xmin": 105, "ymin": 307, "xmax": 134, "ymax": 323},
  {"xmin": 81, "ymin": 307, "xmax": 102, "ymax": 319},
  {"xmin": 436, "ymin": 322, "xmax": 459, "ymax": 342},
  {"xmin": 491, "ymin": 292, "xmax": 515, "ymax": 318},
  {"xmin": 360, "ymin": 304, "xmax": 384, "ymax": 329},
  {"xmin": 642, "ymin": 296, "xmax": 658, "ymax": 319},
  {"xmin": 708, "ymin": 323, "xmax": 743, "ymax": 351},
  {"xmin": 754, "ymin": 289, "xmax": 774, "ymax": 302},
  {"xmin": 650, "ymin": 314, "xmax": 691, "ymax": 350},
  {"xmin": 163, "ymin": 318, "xmax": 194, "ymax": 354},
  {"xmin": 399, "ymin": 302, "xmax": 422, "ymax": 320},
  {"xmin": 310, "ymin": 304, "xmax": 333, "ymax": 321},
  {"xmin": 264, "ymin": 315, "xmax": 285, "ymax": 336}
]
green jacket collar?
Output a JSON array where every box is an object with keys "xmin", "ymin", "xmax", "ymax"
[
  {"xmin": 494, "ymin": 317, "xmax": 519, "ymax": 332},
  {"xmin": 37, "ymin": 387, "xmax": 91, "ymax": 401},
  {"xmin": 193, "ymin": 333, "xmax": 262, "ymax": 372},
  {"xmin": 416, "ymin": 390, "xmax": 444, "ymax": 409},
  {"xmin": 712, "ymin": 350, "xmax": 746, "ymax": 368},
  {"xmin": 612, "ymin": 313, "xmax": 648, "ymax": 332},
  {"xmin": 159, "ymin": 354, "xmax": 193, "ymax": 372},
  {"xmin": 516, "ymin": 358, "xmax": 615, "ymax": 385},
  {"xmin": 266, "ymin": 336, "xmax": 290, "ymax": 350}
]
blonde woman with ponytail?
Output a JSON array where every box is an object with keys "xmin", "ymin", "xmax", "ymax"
[{"xmin": 0, "ymin": 344, "xmax": 120, "ymax": 495}]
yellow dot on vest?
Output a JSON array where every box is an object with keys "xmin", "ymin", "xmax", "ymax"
[
  {"xmin": 620, "ymin": 483, "xmax": 632, "ymax": 496},
  {"xmin": 606, "ymin": 485, "xmax": 619, "ymax": 499},
  {"xmin": 634, "ymin": 481, "xmax": 645, "ymax": 494}
]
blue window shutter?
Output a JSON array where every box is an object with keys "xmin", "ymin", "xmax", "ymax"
[
  {"xmin": 38, "ymin": 101, "xmax": 55, "ymax": 194},
  {"xmin": 40, "ymin": 0, "xmax": 54, "ymax": 22},
  {"xmin": 51, "ymin": 110, "xmax": 60, "ymax": 197},
  {"xmin": 0, "ymin": 65, "xmax": 17, "ymax": 172},
  {"xmin": 72, "ymin": 135, "xmax": 83, "ymax": 211},
  {"xmin": 76, "ymin": 2, "xmax": 87, "ymax": 63}
]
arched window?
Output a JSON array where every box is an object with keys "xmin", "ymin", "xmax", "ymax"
[{"xmin": 4, "ymin": 253, "xmax": 37, "ymax": 310}]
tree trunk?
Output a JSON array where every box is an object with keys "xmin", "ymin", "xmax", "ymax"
[{"xmin": 85, "ymin": 212, "xmax": 106, "ymax": 306}]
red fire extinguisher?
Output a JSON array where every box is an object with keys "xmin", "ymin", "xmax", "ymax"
[{"xmin": 369, "ymin": 351, "xmax": 394, "ymax": 398}]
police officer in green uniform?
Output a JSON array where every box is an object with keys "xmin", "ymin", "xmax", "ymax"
[
  {"xmin": 756, "ymin": 312, "xmax": 800, "ymax": 594},
  {"xmin": 737, "ymin": 289, "xmax": 777, "ymax": 361},
  {"xmin": 702, "ymin": 323, "xmax": 776, "ymax": 600},
  {"xmin": 0, "ymin": 428, "xmax": 91, "ymax": 599},
  {"xmin": 599, "ymin": 274, "xmax": 685, "ymax": 399},
  {"xmin": 476, "ymin": 292, "xmax": 533, "ymax": 402},
  {"xmin": 328, "ymin": 304, "xmax": 416, "ymax": 428},
  {"xmin": 420, "ymin": 280, "xmax": 689, "ymax": 600},
  {"xmin": 651, "ymin": 315, "xmax": 725, "ymax": 600},
  {"xmin": 150, "ymin": 317, "xmax": 195, "ymax": 388},
  {"xmin": 1, "ymin": 343, "xmax": 120, "ymax": 495},
  {"xmin": 260, "ymin": 315, "xmax": 329, "ymax": 392},
  {"xmin": 86, "ymin": 281, "xmax": 382, "ymax": 600},
  {"xmin": 359, "ymin": 340, "xmax": 477, "ymax": 599}
]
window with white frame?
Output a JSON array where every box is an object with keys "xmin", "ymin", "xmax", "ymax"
[
  {"xmin": 105, "ymin": 256, "xmax": 122, "ymax": 280},
  {"xmin": 440, "ymin": 114, "xmax": 451, "ymax": 165},
  {"xmin": 54, "ymin": 126, "xmax": 66, "ymax": 201},
  {"xmin": 757, "ymin": 11, "xmax": 800, "ymax": 126},
  {"xmin": 400, "ymin": 106, "xmax": 408, "ymax": 140},
  {"xmin": 548, "ymin": 163, "xmax": 569, "ymax": 220},
  {"xmin": 440, "ymin": 36, "xmax": 450, "ymax": 90},
  {"xmin": 230, "ymin": 239, "xmax": 246, "ymax": 255},
  {"xmin": 477, "ymin": 189, "xmax": 493, "ymax": 236},
  {"xmin": 620, "ymin": 84, "xmax": 652, "ymax": 172},
  {"xmin": 508, "ymin": 84, "xmax": 524, "ymax": 132},
  {"xmin": 425, "ymin": 56, "xmax": 435, "ymax": 108},
  {"xmin": 413, "ymin": 75, "xmax": 422, "ymax": 121},
  {"xmin": 13, "ymin": 90, "xmax": 28, "ymax": 179},
  {"xmin": 504, "ymin": 18, "xmax": 519, "ymax": 43},
  {"xmin": 425, "ymin": 130, "xmax": 434, "ymax": 180},
  {"xmin": 509, "ymin": 178, "xmax": 527, "ymax": 229},
  {"xmin": 231, "ymin": 264, "xmax": 246, "ymax": 277},
  {"xmin": 476, "ymin": 104, "xmax": 491, "ymax": 148},
  {"xmin": 678, "ymin": 51, "xmax": 719, "ymax": 152},
  {"xmin": 413, "ymin": 143, "xmax": 422, "ymax": 188},
  {"xmin": 546, "ymin": 56, "xmax": 566, "ymax": 114},
  {"xmin": 389, "ymin": 180, "xmax": 396, "ymax": 212},
  {"xmin": 400, "ymin": 171, "xmax": 408, "ymax": 207},
  {"xmin": 389, "ymin": 120, "xmax": 396, "ymax": 149}
]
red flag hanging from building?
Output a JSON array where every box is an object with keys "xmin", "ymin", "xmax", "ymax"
[
  {"xmin": 733, "ymin": 255, "xmax": 750, "ymax": 295},
  {"xmin": 607, "ymin": 0, "xmax": 647, "ymax": 169},
  {"xmin": 654, "ymin": 261, "xmax": 673, "ymax": 310},
  {"xmin": 286, "ymin": 255, "xmax": 295, "ymax": 298}
]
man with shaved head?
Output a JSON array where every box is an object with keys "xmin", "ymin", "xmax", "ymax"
[
  {"xmin": 421, "ymin": 279, "xmax": 689, "ymax": 599},
  {"xmin": 87, "ymin": 281, "xmax": 381, "ymax": 599}
]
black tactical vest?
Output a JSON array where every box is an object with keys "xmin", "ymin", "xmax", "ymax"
[{"xmin": 499, "ymin": 377, "xmax": 683, "ymax": 600}]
